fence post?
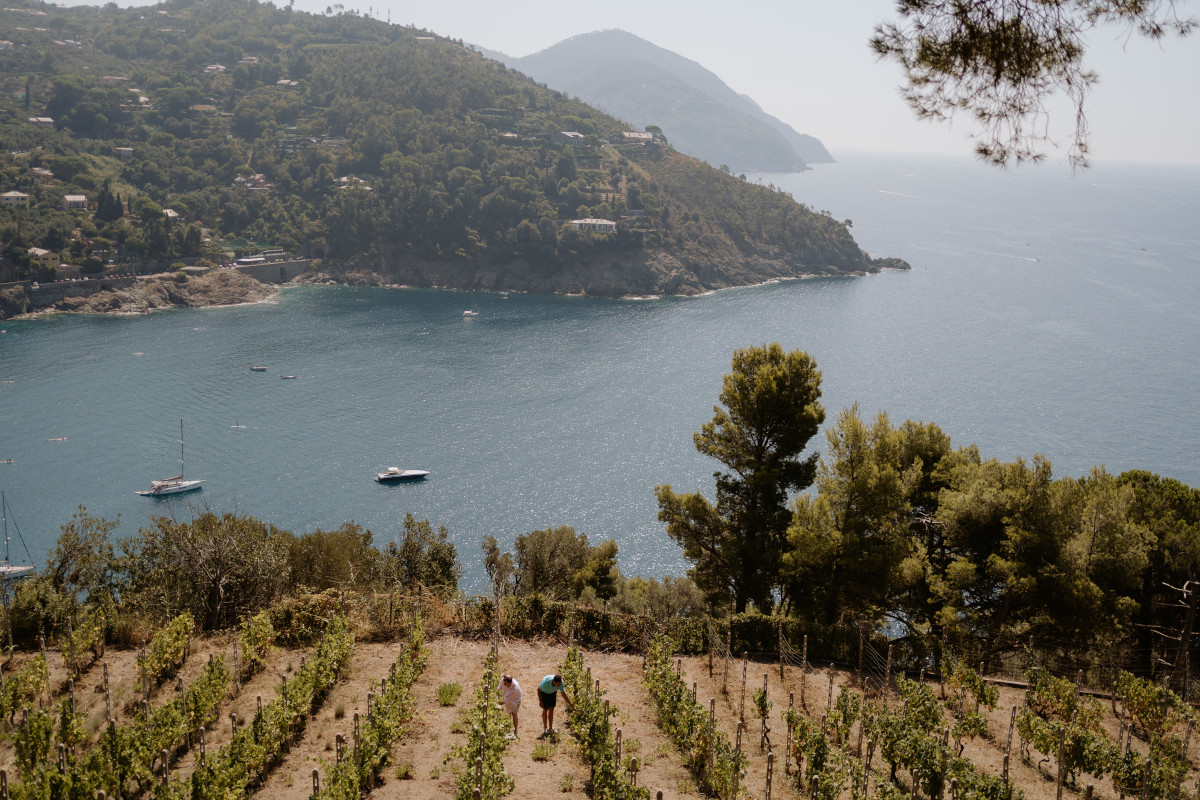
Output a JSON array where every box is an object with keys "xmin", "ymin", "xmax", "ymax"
[
  {"xmin": 827, "ymin": 666, "xmax": 835, "ymax": 712},
  {"xmin": 766, "ymin": 751, "xmax": 774, "ymax": 800},
  {"xmin": 858, "ymin": 623, "xmax": 865, "ymax": 687},
  {"xmin": 779, "ymin": 615, "xmax": 786, "ymax": 682},
  {"xmin": 1055, "ymin": 727, "xmax": 1066, "ymax": 800},
  {"xmin": 740, "ymin": 654, "xmax": 748, "ymax": 724},
  {"xmin": 801, "ymin": 635, "xmax": 809, "ymax": 709},
  {"xmin": 311, "ymin": 768, "xmax": 319, "ymax": 797},
  {"xmin": 884, "ymin": 645, "xmax": 894, "ymax": 706}
]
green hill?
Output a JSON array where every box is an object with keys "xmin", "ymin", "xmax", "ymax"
[{"xmin": 0, "ymin": 0, "xmax": 906, "ymax": 297}]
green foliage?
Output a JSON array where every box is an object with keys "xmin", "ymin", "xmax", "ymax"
[
  {"xmin": 947, "ymin": 658, "xmax": 999, "ymax": 713},
  {"xmin": 0, "ymin": 0, "xmax": 875, "ymax": 285},
  {"xmin": 1016, "ymin": 667, "xmax": 1116, "ymax": 785},
  {"xmin": 437, "ymin": 682, "xmax": 463, "ymax": 707},
  {"xmin": 122, "ymin": 512, "xmax": 290, "ymax": 630},
  {"xmin": 286, "ymin": 521, "xmax": 384, "ymax": 590},
  {"xmin": 386, "ymin": 514, "xmax": 461, "ymax": 597},
  {"xmin": 60, "ymin": 606, "xmax": 106, "ymax": 676},
  {"xmin": 8, "ymin": 653, "xmax": 230, "ymax": 800},
  {"xmin": 657, "ymin": 343, "xmax": 824, "ymax": 612},
  {"xmin": 450, "ymin": 649, "xmax": 513, "ymax": 800},
  {"xmin": 1, "ymin": 654, "xmax": 49, "ymax": 723},
  {"xmin": 314, "ymin": 615, "xmax": 427, "ymax": 800},
  {"xmin": 158, "ymin": 614, "xmax": 354, "ymax": 800},
  {"xmin": 136, "ymin": 611, "xmax": 193, "ymax": 686},
  {"xmin": 642, "ymin": 636, "xmax": 743, "ymax": 797},
  {"xmin": 562, "ymin": 647, "xmax": 649, "ymax": 800},
  {"xmin": 1116, "ymin": 671, "xmax": 1188, "ymax": 740},
  {"xmin": 237, "ymin": 609, "xmax": 276, "ymax": 680}
]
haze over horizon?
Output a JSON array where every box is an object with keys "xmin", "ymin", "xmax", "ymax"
[{"xmin": 62, "ymin": 0, "xmax": 1197, "ymax": 167}]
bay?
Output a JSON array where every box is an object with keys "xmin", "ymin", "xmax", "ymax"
[{"xmin": 1, "ymin": 153, "xmax": 1197, "ymax": 591}]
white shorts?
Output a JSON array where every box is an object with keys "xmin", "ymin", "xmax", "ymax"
[{"xmin": 503, "ymin": 700, "xmax": 520, "ymax": 714}]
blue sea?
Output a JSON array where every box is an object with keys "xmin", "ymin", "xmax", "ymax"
[{"xmin": 1, "ymin": 153, "xmax": 1197, "ymax": 591}]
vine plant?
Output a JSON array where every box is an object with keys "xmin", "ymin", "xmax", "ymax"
[
  {"xmin": 562, "ymin": 646, "xmax": 648, "ymax": 800},
  {"xmin": 642, "ymin": 635, "xmax": 744, "ymax": 798}
]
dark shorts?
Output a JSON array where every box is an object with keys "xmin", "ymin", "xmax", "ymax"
[{"xmin": 538, "ymin": 689, "xmax": 557, "ymax": 709}]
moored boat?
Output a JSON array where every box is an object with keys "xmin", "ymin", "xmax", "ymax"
[
  {"xmin": 137, "ymin": 419, "xmax": 204, "ymax": 497},
  {"xmin": 375, "ymin": 467, "xmax": 430, "ymax": 483}
]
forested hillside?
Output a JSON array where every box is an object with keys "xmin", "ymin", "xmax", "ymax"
[{"xmin": 0, "ymin": 0, "xmax": 903, "ymax": 296}]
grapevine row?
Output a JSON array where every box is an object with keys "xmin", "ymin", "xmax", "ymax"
[
  {"xmin": 155, "ymin": 613, "xmax": 355, "ymax": 800},
  {"xmin": 0, "ymin": 654, "xmax": 48, "ymax": 724},
  {"xmin": 642, "ymin": 635, "xmax": 745, "ymax": 798},
  {"xmin": 314, "ymin": 614, "xmax": 429, "ymax": 800},
  {"xmin": 561, "ymin": 646, "xmax": 648, "ymax": 800},
  {"xmin": 138, "ymin": 613, "xmax": 194, "ymax": 689},
  {"xmin": 450, "ymin": 648, "xmax": 512, "ymax": 800}
]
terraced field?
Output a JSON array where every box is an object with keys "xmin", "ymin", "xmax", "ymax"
[{"xmin": 0, "ymin": 627, "xmax": 1190, "ymax": 800}]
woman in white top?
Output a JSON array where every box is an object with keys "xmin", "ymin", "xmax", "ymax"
[{"xmin": 500, "ymin": 674, "xmax": 522, "ymax": 738}]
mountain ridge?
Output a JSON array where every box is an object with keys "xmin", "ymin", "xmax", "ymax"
[{"xmin": 502, "ymin": 29, "xmax": 833, "ymax": 173}]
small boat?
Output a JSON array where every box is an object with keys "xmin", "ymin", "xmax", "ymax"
[
  {"xmin": 249, "ymin": 366, "xmax": 267, "ymax": 372},
  {"xmin": 463, "ymin": 310, "xmax": 479, "ymax": 317},
  {"xmin": 281, "ymin": 375, "xmax": 297, "ymax": 379},
  {"xmin": 231, "ymin": 423, "xmax": 246, "ymax": 429},
  {"xmin": 0, "ymin": 460, "xmax": 13, "ymax": 464},
  {"xmin": 47, "ymin": 437, "xmax": 67, "ymax": 442},
  {"xmin": 375, "ymin": 467, "xmax": 430, "ymax": 483},
  {"xmin": 137, "ymin": 419, "xmax": 203, "ymax": 497},
  {"xmin": 0, "ymin": 491, "xmax": 34, "ymax": 582}
]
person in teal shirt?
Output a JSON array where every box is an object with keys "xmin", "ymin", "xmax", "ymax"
[{"xmin": 537, "ymin": 673, "xmax": 573, "ymax": 737}]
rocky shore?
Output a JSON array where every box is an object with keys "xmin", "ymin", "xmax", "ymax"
[
  {"xmin": 0, "ymin": 249, "xmax": 911, "ymax": 321},
  {"xmin": 0, "ymin": 269, "xmax": 277, "ymax": 321}
]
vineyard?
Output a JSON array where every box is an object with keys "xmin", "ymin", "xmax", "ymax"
[{"xmin": 1, "ymin": 613, "xmax": 1199, "ymax": 800}]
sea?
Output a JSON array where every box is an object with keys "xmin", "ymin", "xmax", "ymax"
[{"xmin": 1, "ymin": 153, "xmax": 1197, "ymax": 592}]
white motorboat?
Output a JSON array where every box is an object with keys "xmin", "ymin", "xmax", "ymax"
[
  {"xmin": 375, "ymin": 467, "xmax": 430, "ymax": 483},
  {"xmin": 137, "ymin": 419, "xmax": 204, "ymax": 497},
  {"xmin": 463, "ymin": 310, "xmax": 479, "ymax": 317}
]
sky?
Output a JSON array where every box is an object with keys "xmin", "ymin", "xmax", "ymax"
[{"xmin": 63, "ymin": 0, "xmax": 1199, "ymax": 165}]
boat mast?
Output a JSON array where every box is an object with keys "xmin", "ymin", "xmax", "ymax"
[{"xmin": 180, "ymin": 417, "xmax": 186, "ymax": 477}]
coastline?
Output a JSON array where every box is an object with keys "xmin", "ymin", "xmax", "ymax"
[{"xmin": 1, "ymin": 249, "xmax": 911, "ymax": 321}]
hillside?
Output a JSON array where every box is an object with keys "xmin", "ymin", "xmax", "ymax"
[
  {"xmin": 0, "ymin": 0, "xmax": 903, "ymax": 301},
  {"xmin": 0, "ymin": 615, "xmax": 1179, "ymax": 800},
  {"xmin": 504, "ymin": 30, "xmax": 834, "ymax": 173}
]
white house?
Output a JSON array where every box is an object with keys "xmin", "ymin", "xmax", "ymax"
[
  {"xmin": 62, "ymin": 194, "xmax": 87, "ymax": 211},
  {"xmin": 1, "ymin": 191, "xmax": 29, "ymax": 207},
  {"xmin": 570, "ymin": 218, "xmax": 617, "ymax": 233}
]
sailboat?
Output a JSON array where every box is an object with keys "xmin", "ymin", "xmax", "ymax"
[
  {"xmin": 0, "ymin": 491, "xmax": 34, "ymax": 581},
  {"xmin": 136, "ymin": 418, "xmax": 204, "ymax": 497}
]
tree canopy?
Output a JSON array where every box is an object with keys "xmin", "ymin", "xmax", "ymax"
[
  {"xmin": 873, "ymin": 0, "xmax": 1195, "ymax": 166},
  {"xmin": 657, "ymin": 343, "xmax": 825, "ymax": 612}
]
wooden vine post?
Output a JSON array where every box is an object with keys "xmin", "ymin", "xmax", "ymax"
[
  {"xmin": 801, "ymin": 635, "xmax": 808, "ymax": 709},
  {"xmin": 884, "ymin": 645, "xmax": 894, "ymax": 707},
  {"xmin": 778, "ymin": 615, "xmax": 785, "ymax": 681},
  {"xmin": 765, "ymin": 751, "xmax": 774, "ymax": 800},
  {"xmin": 740, "ymin": 653, "xmax": 749, "ymax": 724},
  {"xmin": 760, "ymin": 673, "xmax": 770, "ymax": 751},
  {"xmin": 1055, "ymin": 726, "xmax": 1066, "ymax": 800}
]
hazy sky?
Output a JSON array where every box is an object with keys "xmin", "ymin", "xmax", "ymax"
[{"xmin": 285, "ymin": 0, "xmax": 1198, "ymax": 167}]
